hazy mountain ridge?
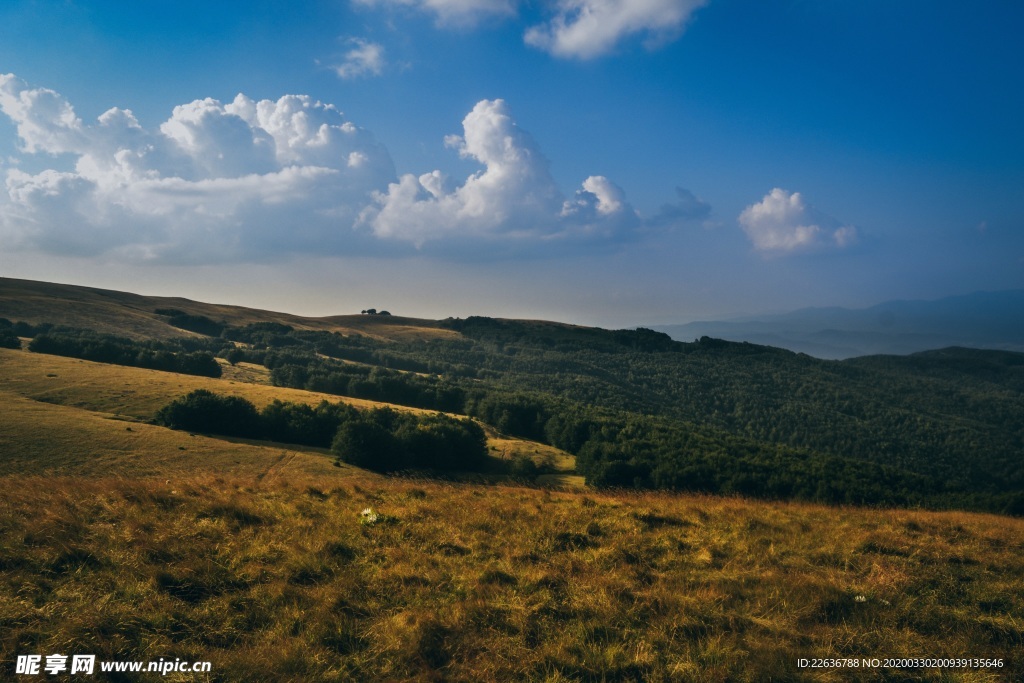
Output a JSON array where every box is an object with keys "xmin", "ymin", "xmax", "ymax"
[{"xmin": 653, "ymin": 290, "xmax": 1024, "ymax": 359}]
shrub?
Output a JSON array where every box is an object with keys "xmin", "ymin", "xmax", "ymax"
[
  {"xmin": 155, "ymin": 390, "xmax": 262, "ymax": 437},
  {"xmin": 332, "ymin": 415, "xmax": 407, "ymax": 472}
]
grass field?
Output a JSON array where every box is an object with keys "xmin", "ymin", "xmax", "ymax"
[
  {"xmin": 0, "ymin": 347, "xmax": 572, "ymax": 477},
  {"xmin": 1, "ymin": 472, "xmax": 1022, "ymax": 681},
  {"xmin": 0, "ymin": 347, "xmax": 415, "ymax": 418},
  {"xmin": 0, "ymin": 276, "xmax": 458, "ymax": 342},
  {"xmin": 2, "ymin": 345, "xmax": 1023, "ymax": 680}
]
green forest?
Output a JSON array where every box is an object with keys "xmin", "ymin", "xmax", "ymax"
[{"xmin": 7, "ymin": 313, "xmax": 1024, "ymax": 514}]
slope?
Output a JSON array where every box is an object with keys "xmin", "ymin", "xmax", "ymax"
[
  {"xmin": 0, "ymin": 276, "xmax": 454, "ymax": 342},
  {"xmin": 0, "ymin": 347, "xmax": 572, "ymax": 479}
]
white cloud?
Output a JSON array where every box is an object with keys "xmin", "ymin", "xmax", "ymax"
[
  {"xmin": 353, "ymin": 0, "xmax": 517, "ymax": 26},
  {"xmin": 0, "ymin": 75, "xmax": 650, "ymax": 262},
  {"xmin": 0, "ymin": 75, "xmax": 85, "ymax": 154},
  {"xmin": 739, "ymin": 188, "xmax": 857, "ymax": 254},
  {"xmin": 0, "ymin": 73, "xmax": 394, "ymax": 262},
  {"xmin": 524, "ymin": 0, "xmax": 707, "ymax": 59},
  {"xmin": 359, "ymin": 98, "xmax": 640, "ymax": 248},
  {"xmin": 333, "ymin": 39, "xmax": 387, "ymax": 79},
  {"xmin": 351, "ymin": 0, "xmax": 706, "ymax": 59}
]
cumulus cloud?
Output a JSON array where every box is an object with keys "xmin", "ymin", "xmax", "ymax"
[
  {"xmin": 738, "ymin": 188, "xmax": 857, "ymax": 254},
  {"xmin": 0, "ymin": 73, "xmax": 394, "ymax": 262},
  {"xmin": 359, "ymin": 98, "xmax": 640, "ymax": 249},
  {"xmin": 0, "ymin": 75, "xmax": 650, "ymax": 262},
  {"xmin": 0, "ymin": 78, "xmax": 86, "ymax": 154},
  {"xmin": 333, "ymin": 39, "xmax": 386, "ymax": 79},
  {"xmin": 524, "ymin": 0, "xmax": 707, "ymax": 59},
  {"xmin": 352, "ymin": 0, "xmax": 517, "ymax": 26}
]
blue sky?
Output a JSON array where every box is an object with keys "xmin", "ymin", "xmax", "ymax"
[{"xmin": 0, "ymin": 0, "xmax": 1021, "ymax": 326}]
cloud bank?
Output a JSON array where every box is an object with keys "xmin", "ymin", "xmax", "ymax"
[
  {"xmin": 0, "ymin": 75, "xmax": 648, "ymax": 263},
  {"xmin": 0, "ymin": 74, "xmax": 395, "ymax": 262},
  {"xmin": 739, "ymin": 188, "xmax": 857, "ymax": 254}
]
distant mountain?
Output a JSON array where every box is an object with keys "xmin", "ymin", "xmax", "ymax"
[{"xmin": 653, "ymin": 290, "xmax": 1024, "ymax": 359}]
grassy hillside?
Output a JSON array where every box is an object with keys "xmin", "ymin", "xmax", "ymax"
[
  {"xmin": 4, "ymin": 277, "xmax": 1024, "ymax": 512},
  {"xmin": 1, "ymin": 472, "xmax": 1021, "ymax": 681},
  {"xmin": 0, "ymin": 346, "xmax": 415, "ymax": 419},
  {"xmin": 0, "ymin": 276, "xmax": 454, "ymax": 342},
  {"xmin": 0, "ymin": 347, "xmax": 571, "ymax": 479},
  {"xmin": 2, "ymin": 282, "xmax": 1023, "ymax": 679}
]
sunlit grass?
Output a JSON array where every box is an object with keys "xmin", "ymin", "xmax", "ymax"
[
  {"xmin": 2, "ymin": 473, "xmax": 1021, "ymax": 681},
  {"xmin": 2, "ymin": 345, "xmax": 1022, "ymax": 680}
]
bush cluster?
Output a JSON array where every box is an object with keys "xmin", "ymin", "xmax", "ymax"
[
  {"xmin": 29, "ymin": 329, "xmax": 222, "ymax": 378},
  {"xmin": 155, "ymin": 390, "xmax": 487, "ymax": 473},
  {"xmin": 0, "ymin": 318, "xmax": 20, "ymax": 349}
]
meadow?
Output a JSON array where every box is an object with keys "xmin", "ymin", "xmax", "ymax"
[
  {"xmin": 0, "ymin": 348, "xmax": 569, "ymax": 479},
  {"xmin": 1, "ymin": 338, "xmax": 1023, "ymax": 680},
  {"xmin": 2, "ymin": 472, "xmax": 1022, "ymax": 681}
]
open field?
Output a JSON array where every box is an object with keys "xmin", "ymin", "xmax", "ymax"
[
  {"xmin": 0, "ymin": 276, "xmax": 458, "ymax": 342},
  {"xmin": 1, "ymin": 349, "xmax": 1022, "ymax": 680},
  {"xmin": 0, "ymin": 347, "xmax": 573, "ymax": 477},
  {"xmin": 1, "ymin": 472, "xmax": 1022, "ymax": 682},
  {"xmin": 0, "ymin": 347, "xmax": 421, "ymax": 419}
]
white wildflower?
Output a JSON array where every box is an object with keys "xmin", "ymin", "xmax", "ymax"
[{"xmin": 360, "ymin": 507, "xmax": 379, "ymax": 525}]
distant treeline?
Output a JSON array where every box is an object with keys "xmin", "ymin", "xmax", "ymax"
[
  {"xmin": 221, "ymin": 315, "xmax": 1024, "ymax": 514},
  {"xmin": 0, "ymin": 318, "xmax": 22, "ymax": 349},
  {"xmin": 12, "ymin": 311, "xmax": 1024, "ymax": 514},
  {"xmin": 155, "ymin": 390, "xmax": 487, "ymax": 473},
  {"xmin": 25, "ymin": 327, "xmax": 222, "ymax": 378},
  {"xmin": 155, "ymin": 309, "xmax": 227, "ymax": 336}
]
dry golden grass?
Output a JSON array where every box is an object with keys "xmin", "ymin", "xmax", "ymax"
[
  {"xmin": 487, "ymin": 437, "xmax": 575, "ymax": 470},
  {"xmin": 0, "ymin": 276, "xmax": 456, "ymax": 342},
  {"xmin": 0, "ymin": 347, "xmax": 429, "ymax": 419},
  {"xmin": 218, "ymin": 360, "xmax": 273, "ymax": 385},
  {"xmin": 0, "ymin": 347, "xmax": 573, "ymax": 477},
  {"xmin": 1, "ymin": 473, "xmax": 1021, "ymax": 682},
  {"xmin": 2, "ymin": 343, "xmax": 1022, "ymax": 680},
  {"xmin": 0, "ymin": 391, "xmax": 349, "ymax": 478}
]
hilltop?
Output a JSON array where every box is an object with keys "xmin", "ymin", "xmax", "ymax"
[{"xmin": 0, "ymin": 276, "xmax": 454, "ymax": 342}]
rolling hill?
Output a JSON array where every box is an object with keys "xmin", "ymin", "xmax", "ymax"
[
  {"xmin": 3, "ymin": 277, "xmax": 1024, "ymax": 680},
  {"xmin": 0, "ymin": 276, "xmax": 454, "ymax": 342},
  {"xmin": 3, "ymin": 276, "xmax": 1023, "ymax": 514}
]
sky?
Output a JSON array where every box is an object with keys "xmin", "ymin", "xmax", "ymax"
[{"xmin": 0, "ymin": 0, "xmax": 1022, "ymax": 327}]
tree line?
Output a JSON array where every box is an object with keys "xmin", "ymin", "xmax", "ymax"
[
  {"xmin": 13, "ymin": 311, "xmax": 1024, "ymax": 514},
  {"xmin": 155, "ymin": 390, "xmax": 487, "ymax": 473},
  {"xmin": 24, "ymin": 326, "xmax": 223, "ymax": 378}
]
